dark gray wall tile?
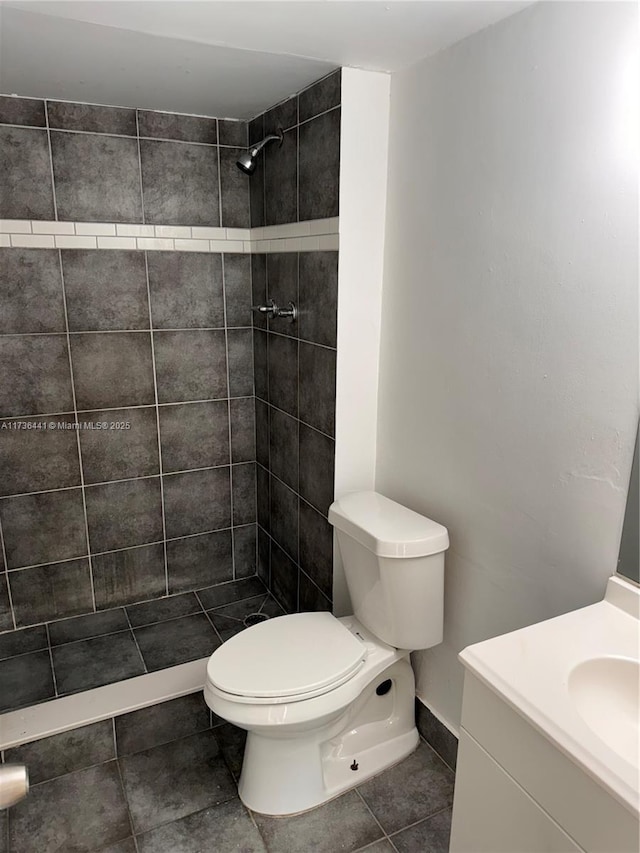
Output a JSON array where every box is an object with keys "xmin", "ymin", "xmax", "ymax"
[
  {"xmin": 248, "ymin": 114, "xmax": 264, "ymax": 147},
  {"xmin": 269, "ymin": 406, "xmax": 298, "ymax": 489},
  {"xmin": 299, "ymin": 424, "xmax": 335, "ymax": 515},
  {"xmin": 0, "ymin": 127, "xmax": 54, "ymax": 219},
  {"xmin": 49, "ymin": 608, "xmax": 128, "ymax": 644},
  {"xmin": 92, "ymin": 543, "xmax": 166, "ymax": 610},
  {"xmin": 51, "ymin": 131, "xmax": 142, "ymax": 222},
  {"xmin": 134, "ymin": 612, "xmax": 219, "ymax": 671},
  {"xmin": 268, "ymin": 333, "xmax": 297, "ymax": 416},
  {"xmin": 140, "ymin": 139, "xmax": 219, "ymax": 226},
  {"xmin": 298, "ymin": 571, "xmax": 331, "ymax": 612},
  {"xmin": 126, "ymin": 592, "xmax": 200, "ymax": 627},
  {"xmin": 47, "ymin": 102, "xmax": 137, "ymax": 135},
  {"xmin": 220, "ymin": 148, "xmax": 250, "ymax": 228},
  {"xmin": 71, "ymin": 332, "xmax": 155, "ymax": 411},
  {"xmin": 62, "ymin": 250, "xmax": 149, "ymax": 332},
  {"xmin": 79, "ymin": 406, "xmax": 159, "ymax": 484},
  {"xmin": 0, "ymin": 649, "xmax": 54, "ymax": 712},
  {"xmin": 250, "ymin": 254, "xmax": 267, "ymax": 329},
  {"xmin": 9, "ymin": 559, "xmax": 94, "ymax": 626},
  {"xmin": 5, "ymin": 720, "xmax": 115, "ymax": 785},
  {"xmin": 137, "ymin": 798, "xmax": 266, "ymax": 853},
  {"xmin": 264, "ymin": 96, "xmax": 297, "ymax": 133},
  {"xmin": 249, "ymin": 163, "xmax": 265, "ymax": 227},
  {"xmin": 256, "ymin": 464, "xmax": 270, "ymax": 532},
  {"xmin": 233, "ymin": 524, "xmax": 257, "ymax": 578},
  {"xmin": 218, "ymin": 120, "xmax": 248, "ymax": 148},
  {"xmin": 266, "ymin": 252, "xmax": 298, "ymax": 326},
  {"xmin": 298, "ymin": 251, "xmax": 338, "ymax": 348},
  {"xmin": 52, "ymin": 631, "xmax": 145, "ymax": 694},
  {"xmin": 163, "ymin": 467, "xmax": 231, "ymax": 539},
  {"xmin": 0, "ymin": 96, "xmax": 45, "ymax": 127},
  {"xmin": 270, "ymin": 476, "xmax": 298, "ymax": 561},
  {"xmin": 257, "ymin": 526, "xmax": 269, "ymax": 585},
  {"xmin": 227, "ymin": 328, "xmax": 254, "ymax": 397},
  {"xmin": 85, "ymin": 477, "xmax": 163, "ymax": 553},
  {"xmin": 0, "ymin": 413, "xmax": 81, "ymax": 497},
  {"xmin": 116, "ymin": 693, "xmax": 211, "ymax": 756},
  {"xmin": 230, "ymin": 397, "xmax": 255, "ymax": 463},
  {"xmin": 223, "ymin": 254, "xmax": 252, "ymax": 327},
  {"xmin": 0, "ymin": 488, "xmax": 87, "ymax": 569},
  {"xmin": 0, "ymin": 624, "xmax": 47, "ymax": 659},
  {"xmin": 137, "ymin": 110, "xmax": 217, "ymax": 144},
  {"xmin": 7, "ymin": 762, "xmax": 130, "ymax": 853},
  {"xmin": 299, "ymin": 500, "xmax": 333, "ymax": 598},
  {"xmin": 166, "ymin": 530, "xmax": 233, "ymax": 593},
  {"xmin": 270, "ymin": 541, "xmax": 298, "ymax": 614},
  {"xmin": 298, "ymin": 70, "xmax": 341, "ymax": 123},
  {"xmin": 153, "ymin": 330, "xmax": 227, "ymax": 403},
  {"xmin": 147, "ymin": 252, "xmax": 224, "ymax": 330},
  {"xmin": 0, "ymin": 574, "xmax": 11, "ymax": 632},
  {"xmin": 0, "ymin": 335, "xmax": 73, "ymax": 418},
  {"xmin": 264, "ymin": 128, "xmax": 297, "ymax": 225},
  {"xmin": 159, "ymin": 400, "xmax": 229, "ymax": 473},
  {"xmin": 253, "ymin": 329, "xmax": 268, "ymax": 400},
  {"xmin": 255, "ymin": 398, "xmax": 269, "ymax": 469},
  {"xmin": 415, "ymin": 698, "xmax": 458, "ymax": 771},
  {"xmin": 0, "ymin": 249, "xmax": 65, "ymax": 334},
  {"xmin": 298, "ymin": 108, "xmax": 340, "ymax": 221},
  {"xmin": 232, "ymin": 462, "xmax": 256, "ymax": 526},
  {"xmin": 119, "ymin": 731, "xmax": 234, "ymax": 834},
  {"xmin": 299, "ymin": 342, "xmax": 336, "ymax": 436}
]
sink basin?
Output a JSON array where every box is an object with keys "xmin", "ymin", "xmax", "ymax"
[{"xmin": 568, "ymin": 656, "xmax": 639, "ymax": 767}]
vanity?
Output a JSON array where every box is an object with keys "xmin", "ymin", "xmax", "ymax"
[{"xmin": 450, "ymin": 575, "xmax": 639, "ymax": 853}]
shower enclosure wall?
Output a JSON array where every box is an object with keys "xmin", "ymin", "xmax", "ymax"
[{"xmin": 0, "ymin": 69, "xmax": 341, "ymax": 720}]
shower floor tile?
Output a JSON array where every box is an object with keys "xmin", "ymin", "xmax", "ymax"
[
  {"xmin": 0, "ymin": 577, "xmax": 277, "ymax": 715},
  {"xmin": 2, "ymin": 728, "xmax": 454, "ymax": 853}
]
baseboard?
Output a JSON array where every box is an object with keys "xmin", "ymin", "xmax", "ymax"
[
  {"xmin": 0, "ymin": 658, "xmax": 208, "ymax": 750},
  {"xmin": 415, "ymin": 696, "xmax": 459, "ymax": 771}
]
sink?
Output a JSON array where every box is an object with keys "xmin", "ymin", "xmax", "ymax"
[{"xmin": 568, "ymin": 656, "xmax": 639, "ymax": 767}]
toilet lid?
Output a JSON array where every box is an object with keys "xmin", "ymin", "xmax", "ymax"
[{"xmin": 207, "ymin": 612, "xmax": 367, "ymax": 699}]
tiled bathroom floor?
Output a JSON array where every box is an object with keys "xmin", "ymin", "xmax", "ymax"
[
  {"xmin": 0, "ymin": 577, "xmax": 282, "ymax": 714},
  {"xmin": 2, "ymin": 725, "xmax": 453, "ymax": 853}
]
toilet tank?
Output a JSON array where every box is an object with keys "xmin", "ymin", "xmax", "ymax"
[{"xmin": 328, "ymin": 492, "xmax": 449, "ymax": 650}]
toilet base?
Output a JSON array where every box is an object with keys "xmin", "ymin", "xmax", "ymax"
[{"xmin": 237, "ymin": 658, "xmax": 419, "ymax": 816}]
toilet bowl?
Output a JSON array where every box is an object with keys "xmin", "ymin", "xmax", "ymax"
[{"xmin": 204, "ymin": 491, "xmax": 449, "ymax": 816}]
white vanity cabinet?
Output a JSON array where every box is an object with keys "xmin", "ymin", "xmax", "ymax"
[{"xmin": 450, "ymin": 671, "xmax": 638, "ymax": 853}]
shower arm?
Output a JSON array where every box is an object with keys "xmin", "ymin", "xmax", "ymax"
[
  {"xmin": 251, "ymin": 299, "xmax": 297, "ymax": 323},
  {"xmin": 250, "ymin": 131, "xmax": 283, "ymax": 157}
]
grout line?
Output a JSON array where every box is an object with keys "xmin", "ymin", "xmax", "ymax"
[
  {"xmin": 263, "ymin": 397, "xmax": 336, "ymax": 442},
  {"xmin": 220, "ymin": 254, "xmax": 237, "ymax": 580},
  {"xmin": 114, "ymin": 753, "xmax": 139, "ymax": 846},
  {"xmin": 43, "ymin": 101, "xmax": 59, "ymax": 221},
  {"xmin": 58, "ymin": 248, "xmax": 97, "ymax": 612},
  {"xmin": 122, "ymin": 607, "xmax": 148, "ymax": 675},
  {"xmin": 386, "ymin": 804, "xmax": 453, "ymax": 844},
  {"xmin": 112, "ymin": 714, "xmax": 118, "ymax": 759},
  {"xmin": 143, "ymin": 251, "xmax": 169, "ymax": 595},
  {"xmin": 354, "ymin": 788, "xmax": 392, "ymax": 848},
  {"xmin": 194, "ymin": 590, "xmax": 225, "ymax": 644},
  {"xmin": 265, "ymin": 325, "xmax": 337, "ymax": 352}
]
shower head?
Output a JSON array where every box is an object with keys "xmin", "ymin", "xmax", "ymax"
[{"xmin": 236, "ymin": 130, "xmax": 283, "ymax": 175}]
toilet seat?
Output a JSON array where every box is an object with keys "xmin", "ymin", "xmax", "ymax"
[{"xmin": 207, "ymin": 612, "xmax": 367, "ymax": 704}]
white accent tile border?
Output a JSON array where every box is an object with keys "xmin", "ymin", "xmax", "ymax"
[
  {"xmin": 0, "ymin": 218, "xmax": 339, "ymax": 253},
  {"xmin": 0, "ymin": 658, "xmax": 208, "ymax": 749}
]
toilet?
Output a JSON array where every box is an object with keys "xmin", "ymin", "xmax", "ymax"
[{"xmin": 204, "ymin": 491, "xmax": 449, "ymax": 816}]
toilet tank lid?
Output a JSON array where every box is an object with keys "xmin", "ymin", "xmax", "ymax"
[{"xmin": 328, "ymin": 491, "xmax": 449, "ymax": 558}]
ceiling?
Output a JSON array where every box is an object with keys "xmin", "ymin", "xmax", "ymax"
[{"xmin": 0, "ymin": 1, "xmax": 531, "ymax": 119}]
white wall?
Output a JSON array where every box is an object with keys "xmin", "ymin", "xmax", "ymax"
[
  {"xmin": 376, "ymin": 2, "xmax": 639, "ymax": 732},
  {"xmin": 334, "ymin": 68, "xmax": 391, "ymax": 613}
]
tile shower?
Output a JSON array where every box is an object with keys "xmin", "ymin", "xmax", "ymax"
[{"xmin": 0, "ymin": 70, "xmax": 341, "ymax": 713}]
